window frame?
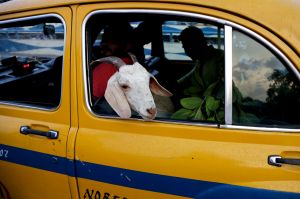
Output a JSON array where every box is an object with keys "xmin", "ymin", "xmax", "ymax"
[
  {"xmin": 82, "ymin": 9, "xmax": 300, "ymax": 132},
  {"xmin": 0, "ymin": 13, "xmax": 66, "ymax": 111},
  {"xmin": 223, "ymin": 22, "xmax": 300, "ymax": 132}
]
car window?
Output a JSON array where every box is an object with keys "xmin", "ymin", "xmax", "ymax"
[
  {"xmin": 232, "ymin": 30, "xmax": 300, "ymax": 128},
  {"xmin": 0, "ymin": 16, "xmax": 64, "ymax": 109},
  {"xmin": 85, "ymin": 12, "xmax": 225, "ymax": 124}
]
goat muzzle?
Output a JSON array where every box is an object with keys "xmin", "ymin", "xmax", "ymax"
[{"xmin": 146, "ymin": 107, "xmax": 157, "ymax": 119}]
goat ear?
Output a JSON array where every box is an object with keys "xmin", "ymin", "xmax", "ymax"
[
  {"xmin": 104, "ymin": 73, "xmax": 132, "ymax": 118},
  {"xmin": 149, "ymin": 75, "xmax": 173, "ymax": 97}
]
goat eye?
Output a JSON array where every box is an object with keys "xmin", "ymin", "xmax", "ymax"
[{"xmin": 120, "ymin": 84, "xmax": 130, "ymax": 90}]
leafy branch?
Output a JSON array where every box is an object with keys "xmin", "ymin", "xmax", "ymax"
[{"xmin": 171, "ymin": 76, "xmax": 224, "ymax": 122}]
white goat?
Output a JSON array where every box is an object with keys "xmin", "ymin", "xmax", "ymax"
[{"xmin": 92, "ymin": 55, "xmax": 174, "ymax": 120}]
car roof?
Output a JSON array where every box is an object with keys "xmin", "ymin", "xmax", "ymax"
[{"xmin": 1, "ymin": 0, "xmax": 300, "ymax": 56}]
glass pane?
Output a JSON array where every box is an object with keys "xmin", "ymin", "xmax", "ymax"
[
  {"xmin": 232, "ymin": 30, "xmax": 300, "ymax": 127},
  {"xmin": 0, "ymin": 17, "xmax": 64, "ymax": 108}
]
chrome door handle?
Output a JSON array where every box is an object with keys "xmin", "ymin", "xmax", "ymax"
[
  {"xmin": 20, "ymin": 126, "xmax": 59, "ymax": 139},
  {"xmin": 268, "ymin": 155, "xmax": 300, "ymax": 167}
]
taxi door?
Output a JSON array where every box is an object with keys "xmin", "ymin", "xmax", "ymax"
[
  {"xmin": 0, "ymin": 7, "xmax": 74, "ymax": 199},
  {"xmin": 74, "ymin": 2, "xmax": 300, "ymax": 199}
]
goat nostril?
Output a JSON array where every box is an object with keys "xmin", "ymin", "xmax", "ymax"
[{"xmin": 147, "ymin": 107, "xmax": 156, "ymax": 115}]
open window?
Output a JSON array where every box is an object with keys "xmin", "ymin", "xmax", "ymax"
[
  {"xmin": 0, "ymin": 15, "xmax": 64, "ymax": 109},
  {"xmin": 84, "ymin": 11, "xmax": 225, "ymax": 124}
]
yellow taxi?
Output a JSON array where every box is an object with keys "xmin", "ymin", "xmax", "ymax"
[{"xmin": 0, "ymin": 0, "xmax": 299, "ymax": 198}]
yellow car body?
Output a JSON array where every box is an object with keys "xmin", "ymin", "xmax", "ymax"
[{"xmin": 0, "ymin": 0, "xmax": 299, "ymax": 199}]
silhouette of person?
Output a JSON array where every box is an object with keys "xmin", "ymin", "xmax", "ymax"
[{"xmin": 178, "ymin": 26, "xmax": 224, "ymax": 88}]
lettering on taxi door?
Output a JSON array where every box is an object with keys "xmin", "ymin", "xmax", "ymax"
[
  {"xmin": 84, "ymin": 189, "xmax": 127, "ymax": 199},
  {"xmin": 0, "ymin": 149, "xmax": 9, "ymax": 159}
]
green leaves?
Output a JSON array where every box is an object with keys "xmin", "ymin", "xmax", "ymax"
[
  {"xmin": 171, "ymin": 97, "xmax": 203, "ymax": 120},
  {"xmin": 205, "ymin": 96, "xmax": 220, "ymax": 116},
  {"xmin": 204, "ymin": 80, "xmax": 218, "ymax": 97},
  {"xmin": 171, "ymin": 108, "xmax": 193, "ymax": 120},
  {"xmin": 181, "ymin": 97, "xmax": 202, "ymax": 110},
  {"xmin": 171, "ymin": 95, "xmax": 222, "ymax": 121},
  {"xmin": 171, "ymin": 68, "xmax": 225, "ymax": 123}
]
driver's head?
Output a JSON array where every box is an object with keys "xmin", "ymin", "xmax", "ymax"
[{"xmin": 179, "ymin": 26, "xmax": 207, "ymax": 60}]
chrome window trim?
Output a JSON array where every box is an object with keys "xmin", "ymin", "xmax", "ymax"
[
  {"xmin": 0, "ymin": 13, "xmax": 66, "ymax": 111},
  {"xmin": 82, "ymin": 13, "xmax": 92, "ymax": 108},
  {"xmin": 224, "ymin": 25, "xmax": 233, "ymax": 125},
  {"xmin": 221, "ymin": 124, "xmax": 300, "ymax": 133},
  {"xmin": 82, "ymin": 9, "xmax": 299, "ymax": 131}
]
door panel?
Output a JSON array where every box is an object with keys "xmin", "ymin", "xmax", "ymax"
[
  {"xmin": 75, "ymin": 3, "xmax": 300, "ymax": 199},
  {"xmin": 0, "ymin": 7, "xmax": 72, "ymax": 199},
  {"xmin": 75, "ymin": 119, "xmax": 300, "ymax": 198}
]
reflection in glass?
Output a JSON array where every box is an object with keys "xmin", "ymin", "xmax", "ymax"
[
  {"xmin": 0, "ymin": 18, "xmax": 64, "ymax": 108},
  {"xmin": 232, "ymin": 30, "xmax": 300, "ymax": 127}
]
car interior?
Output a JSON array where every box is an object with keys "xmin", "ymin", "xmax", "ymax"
[
  {"xmin": 0, "ymin": 17, "xmax": 64, "ymax": 108},
  {"xmin": 85, "ymin": 13, "xmax": 225, "ymax": 120}
]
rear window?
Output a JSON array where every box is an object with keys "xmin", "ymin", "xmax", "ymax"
[{"xmin": 0, "ymin": 15, "xmax": 64, "ymax": 109}]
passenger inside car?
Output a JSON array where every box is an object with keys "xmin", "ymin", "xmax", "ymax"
[
  {"xmin": 91, "ymin": 22, "xmax": 134, "ymax": 100},
  {"xmin": 171, "ymin": 26, "xmax": 225, "ymax": 122},
  {"xmin": 178, "ymin": 26, "xmax": 224, "ymax": 87}
]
